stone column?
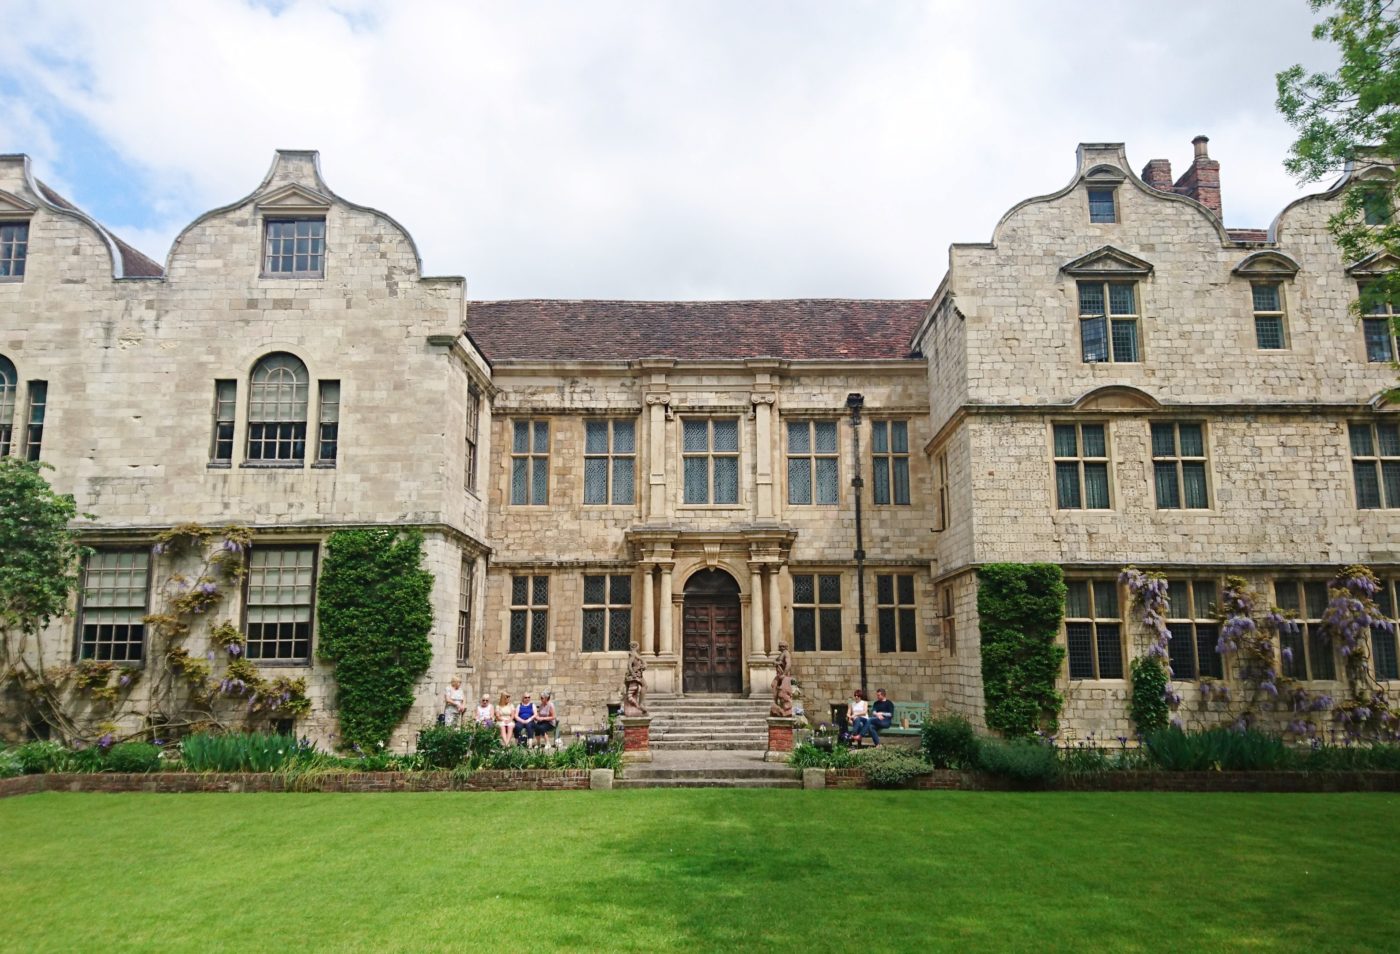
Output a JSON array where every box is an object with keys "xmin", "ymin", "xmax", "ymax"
[
  {"xmin": 767, "ymin": 564, "xmax": 784, "ymax": 649},
  {"xmin": 646, "ymin": 395, "xmax": 668, "ymax": 522},
  {"xmin": 641, "ymin": 564, "xmax": 656, "ymax": 655},
  {"xmin": 749, "ymin": 565, "xmax": 766, "ymax": 656},
  {"xmin": 658, "ymin": 564, "xmax": 675, "ymax": 655},
  {"xmin": 752, "ymin": 393, "xmax": 776, "ymax": 521}
]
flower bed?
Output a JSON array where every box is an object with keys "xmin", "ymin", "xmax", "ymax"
[{"xmin": 818, "ymin": 768, "xmax": 1400, "ymax": 792}]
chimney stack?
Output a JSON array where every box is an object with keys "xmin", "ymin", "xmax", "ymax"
[
  {"xmin": 1140, "ymin": 158, "xmax": 1173, "ymax": 192},
  {"xmin": 1170, "ymin": 134, "xmax": 1221, "ymax": 218}
]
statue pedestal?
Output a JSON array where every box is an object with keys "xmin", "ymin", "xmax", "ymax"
[
  {"xmin": 620, "ymin": 716, "xmax": 652, "ymax": 763},
  {"xmin": 748, "ymin": 656, "xmax": 776, "ymax": 699},
  {"xmin": 643, "ymin": 655, "xmax": 679, "ymax": 695},
  {"xmin": 764, "ymin": 717, "xmax": 797, "ymax": 763}
]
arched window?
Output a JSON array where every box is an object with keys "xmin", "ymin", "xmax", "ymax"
[
  {"xmin": 247, "ymin": 352, "xmax": 308, "ymax": 462},
  {"xmin": 0, "ymin": 354, "xmax": 15, "ymax": 457}
]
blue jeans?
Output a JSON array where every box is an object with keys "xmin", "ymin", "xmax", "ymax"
[
  {"xmin": 867, "ymin": 716, "xmax": 892, "ymax": 745},
  {"xmin": 851, "ymin": 716, "xmax": 873, "ymax": 743}
]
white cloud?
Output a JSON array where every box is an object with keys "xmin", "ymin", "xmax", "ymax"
[{"xmin": 0, "ymin": 0, "xmax": 1338, "ymax": 298}]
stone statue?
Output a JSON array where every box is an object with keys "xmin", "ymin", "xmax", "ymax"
[
  {"xmin": 622, "ymin": 641, "xmax": 648, "ymax": 716},
  {"xmin": 770, "ymin": 642, "xmax": 793, "ymax": 717}
]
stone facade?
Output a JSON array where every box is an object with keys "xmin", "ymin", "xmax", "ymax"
[{"xmin": 3, "ymin": 138, "xmax": 1397, "ymax": 747}]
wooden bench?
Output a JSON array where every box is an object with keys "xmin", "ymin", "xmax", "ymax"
[{"xmin": 879, "ymin": 701, "xmax": 930, "ymax": 737}]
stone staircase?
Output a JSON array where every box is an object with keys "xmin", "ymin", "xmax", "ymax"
[
  {"xmin": 645, "ymin": 694, "xmax": 770, "ymax": 751},
  {"xmin": 615, "ymin": 761, "xmax": 800, "ymax": 789}
]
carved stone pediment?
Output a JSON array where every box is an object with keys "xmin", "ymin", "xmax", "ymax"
[
  {"xmin": 1083, "ymin": 163, "xmax": 1127, "ymax": 184},
  {"xmin": 254, "ymin": 183, "xmax": 333, "ymax": 215},
  {"xmin": 0, "ymin": 188, "xmax": 37, "ymax": 220},
  {"xmin": 1060, "ymin": 245, "xmax": 1154, "ymax": 277},
  {"xmin": 1231, "ymin": 251, "xmax": 1301, "ymax": 280},
  {"xmin": 1073, "ymin": 385, "xmax": 1161, "ymax": 412},
  {"xmin": 1347, "ymin": 251, "xmax": 1400, "ymax": 277}
]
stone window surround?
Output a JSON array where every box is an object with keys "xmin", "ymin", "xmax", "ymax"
[
  {"xmin": 1273, "ymin": 578, "xmax": 1340, "ymax": 683},
  {"xmin": 240, "ymin": 545, "xmax": 318, "ymax": 666},
  {"xmin": 1087, "ymin": 186, "xmax": 1118, "ymax": 224},
  {"xmin": 1150, "ymin": 420, "xmax": 1211, "ymax": 510},
  {"xmin": 0, "ymin": 218, "xmax": 29, "ymax": 282},
  {"xmin": 1076, "ymin": 279, "xmax": 1142, "ymax": 364},
  {"xmin": 223, "ymin": 354, "xmax": 338, "ymax": 471},
  {"xmin": 583, "ymin": 417, "xmax": 637, "ymax": 507},
  {"xmin": 1164, "ymin": 577, "xmax": 1223, "ymax": 681},
  {"xmin": 464, "ymin": 383, "xmax": 481, "ymax": 494},
  {"xmin": 1250, "ymin": 281, "xmax": 1289, "ymax": 351},
  {"xmin": 870, "ymin": 419, "xmax": 912, "ymax": 506},
  {"xmin": 1063, "ymin": 576, "xmax": 1125, "ymax": 681},
  {"xmin": 680, "ymin": 415, "xmax": 743, "ymax": 509},
  {"xmin": 0, "ymin": 353, "xmax": 16, "ymax": 458},
  {"xmin": 1050, "ymin": 419, "xmax": 1113, "ymax": 511},
  {"xmin": 456, "ymin": 555, "xmax": 474, "ymax": 666},
  {"xmin": 508, "ymin": 419, "xmax": 551, "ymax": 506},
  {"xmin": 581, "ymin": 571, "xmax": 634, "ymax": 653},
  {"xmin": 875, "ymin": 572, "xmax": 917, "ymax": 653},
  {"xmin": 785, "ymin": 417, "xmax": 840, "ymax": 507},
  {"xmin": 1360, "ymin": 281, "xmax": 1398, "ymax": 363},
  {"xmin": 508, "ymin": 573, "xmax": 550, "ymax": 654},
  {"xmin": 791, "ymin": 569, "xmax": 843, "ymax": 653},
  {"xmin": 1348, "ymin": 419, "xmax": 1400, "ymax": 510}
]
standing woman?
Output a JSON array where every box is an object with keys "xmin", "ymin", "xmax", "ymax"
[
  {"xmin": 442, "ymin": 676, "xmax": 466, "ymax": 727},
  {"xmin": 495, "ymin": 692, "xmax": 516, "ymax": 747}
]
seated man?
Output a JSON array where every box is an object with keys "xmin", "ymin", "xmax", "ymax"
[
  {"xmin": 867, "ymin": 688, "xmax": 895, "ymax": 746},
  {"xmin": 514, "ymin": 693, "xmax": 537, "ymax": 746}
]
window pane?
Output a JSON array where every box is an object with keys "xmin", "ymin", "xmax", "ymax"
[
  {"xmin": 512, "ymin": 576, "xmax": 528, "ymax": 605},
  {"xmin": 1280, "ymin": 628, "xmax": 1306, "ymax": 679},
  {"xmin": 1111, "ymin": 319, "xmax": 1139, "ymax": 361},
  {"xmin": 788, "ymin": 458, "xmax": 812, "ymax": 505},
  {"xmin": 511, "ymin": 458, "xmax": 529, "ymax": 505},
  {"xmin": 1081, "ymin": 316, "xmax": 1108, "ymax": 362},
  {"xmin": 582, "ymin": 608, "xmax": 605, "ymax": 652},
  {"xmin": 1251, "ymin": 284, "xmax": 1280, "ymax": 312},
  {"xmin": 513, "ymin": 421, "xmax": 529, "ymax": 453},
  {"xmin": 872, "ymin": 458, "xmax": 890, "ymax": 504},
  {"xmin": 1108, "ymin": 284, "xmax": 1136, "ymax": 315},
  {"xmin": 1083, "ymin": 463, "xmax": 1110, "ymax": 509},
  {"xmin": 1365, "ymin": 319, "xmax": 1394, "ymax": 362},
  {"xmin": 815, "ymin": 458, "xmax": 838, "ymax": 504},
  {"xmin": 819, "ymin": 608, "xmax": 842, "ymax": 651},
  {"xmin": 1088, "ymin": 189, "xmax": 1115, "ymax": 223},
  {"xmin": 1080, "ymin": 424, "xmax": 1106, "ymax": 458},
  {"xmin": 897, "ymin": 575, "xmax": 915, "ymax": 604},
  {"xmin": 1275, "ymin": 581, "xmax": 1300, "ymax": 613},
  {"xmin": 610, "ymin": 575, "xmax": 631, "ymax": 605},
  {"xmin": 509, "ymin": 610, "xmax": 527, "ymax": 653},
  {"xmin": 1350, "ymin": 423, "xmax": 1375, "ymax": 457},
  {"xmin": 1055, "ymin": 462, "xmax": 1081, "ymax": 509},
  {"xmin": 1053, "ymin": 424, "xmax": 1078, "ymax": 458},
  {"xmin": 792, "ymin": 574, "xmax": 814, "ymax": 604},
  {"xmin": 1096, "ymin": 624, "xmax": 1123, "ymax": 679},
  {"xmin": 1305, "ymin": 582, "xmax": 1329, "ymax": 619},
  {"xmin": 1378, "ymin": 424, "xmax": 1400, "ymax": 457},
  {"xmin": 583, "ymin": 575, "xmax": 605, "ymax": 604},
  {"xmin": 876, "ymin": 574, "xmax": 894, "ymax": 604},
  {"xmin": 1373, "ymin": 626, "xmax": 1400, "ymax": 681},
  {"xmin": 814, "ymin": 421, "xmax": 838, "ymax": 454},
  {"xmin": 1194, "ymin": 581, "xmax": 1218, "ymax": 616},
  {"xmin": 583, "ymin": 458, "xmax": 608, "ymax": 504},
  {"xmin": 1166, "ymin": 581, "xmax": 1190, "ymax": 619},
  {"xmin": 1178, "ymin": 424, "xmax": 1204, "ymax": 457},
  {"xmin": 1078, "ymin": 283, "xmax": 1105, "ymax": 315},
  {"xmin": 1167, "ymin": 623, "xmax": 1196, "ymax": 680},
  {"xmin": 898, "ymin": 609, "xmax": 916, "ymax": 652},
  {"xmin": 1309, "ymin": 629, "xmax": 1335, "ymax": 680},
  {"xmin": 585, "ymin": 421, "xmax": 608, "ymax": 454},
  {"xmin": 1383, "ymin": 461, "xmax": 1400, "ymax": 508},
  {"xmin": 793, "ymin": 607, "xmax": 815, "ymax": 652},
  {"xmin": 613, "ymin": 420, "xmax": 635, "ymax": 453},
  {"xmin": 713, "ymin": 457, "xmax": 738, "ymax": 503},
  {"xmin": 683, "ymin": 420, "xmax": 708, "ymax": 452},
  {"xmin": 1183, "ymin": 462, "xmax": 1208, "ymax": 508},
  {"xmin": 608, "ymin": 609, "xmax": 631, "ymax": 652},
  {"xmin": 531, "ymin": 456, "xmax": 548, "ymax": 504},
  {"xmin": 1065, "ymin": 581, "xmax": 1091, "ymax": 619},
  {"xmin": 532, "ymin": 422, "xmax": 549, "ymax": 453},
  {"xmin": 787, "ymin": 421, "xmax": 810, "ymax": 453},
  {"xmin": 1355, "ymin": 461, "xmax": 1382, "ymax": 509},
  {"xmin": 818, "ymin": 574, "xmax": 841, "ymax": 604},
  {"xmin": 891, "ymin": 422, "xmax": 908, "ymax": 453},
  {"xmin": 1093, "ymin": 581, "xmax": 1119, "ymax": 617},
  {"xmin": 1150, "ymin": 423, "xmax": 1176, "ymax": 458},
  {"xmin": 533, "ymin": 576, "xmax": 550, "ymax": 605},
  {"xmin": 878, "ymin": 607, "xmax": 896, "ymax": 653},
  {"xmin": 1196, "ymin": 625, "xmax": 1223, "ymax": 679},
  {"xmin": 612, "ymin": 457, "xmax": 634, "ymax": 504},
  {"xmin": 1155, "ymin": 462, "xmax": 1181, "ymax": 508},
  {"xmin": 684, "ymin": 457, "xmax": 709, "ymax": 503},
  {"xmin": 1255, "ymin": 315, "xmax": 1285, "ymax": 350},
  {"xmin": 530, "ymin": 610, "xmax": 549, "ymax": 652},
  {"xmin": 712, "ymin": 419, "xmax": 738, "ymax": 452},
  {"xmin": 1066, "ymin": 623, "xmax": 1095, "ymax": 678},
  {"xmin": 892, "ymin": 459, "xmax": 911, "ymax": 505}
]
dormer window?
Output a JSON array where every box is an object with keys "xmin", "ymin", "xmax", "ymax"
[
  {"xmin": 1078, "ymin": 281, "xmax": 1139, "ymax": 363},
  {"xmin": 0, "ymin": 222, "xmax": 27, "ymax": 280},
  {"xmin": 263, "ymin": 217, "xmax": 325, "ymax": 278},
  {"xmin": 1363, "ymin": 185, "xmax": 1393, "ymax": 226},
  {"xmin": 1088, "ymin": 188, "xmax": 1117, "ymax": 224}
]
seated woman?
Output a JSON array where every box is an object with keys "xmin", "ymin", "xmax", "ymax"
[
  {"xmin": 532, "ymin": 692, "xmax": 557, "ymax": 748},
  {"xmin": 848, "ymin": 689, "xmax": 873, "ymax": 748},
  {"xmin": 494, "ymin": 692, "xmax": 515, "ymax": 747},
  {"xmin": 474, "ymin": 695, "xmax": 494, "ymax": 727},
  {"xmin": 514, "ymin": 693, "xmax": 537, "ymax": 746}
]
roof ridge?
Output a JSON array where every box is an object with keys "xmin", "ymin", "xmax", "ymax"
[{"xmin": 470, "ymin": 297, "xmax": 929, "ymax": 305}]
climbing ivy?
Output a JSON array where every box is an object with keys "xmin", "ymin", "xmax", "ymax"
[
  {"xmin": 317, "ymin": 529, "xmax": 434, "ymax": 750},
  {"xmin": 977, "ymin": 563, "xmax": 1067, "ymax": 738}
]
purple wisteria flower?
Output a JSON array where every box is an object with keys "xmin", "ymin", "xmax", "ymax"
[{"xmin": 197, "ymin": 582, "xmax": 218, "ymax": 595}]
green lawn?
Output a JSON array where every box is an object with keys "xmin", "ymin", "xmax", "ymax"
[{"xmin": 3, "ymin": 791, "xmax": 1398, "ymax": 952}]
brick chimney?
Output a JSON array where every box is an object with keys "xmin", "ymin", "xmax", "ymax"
[
  {"xmin": 1170, "ymin": 135, "xmax": 1221, "ymax": 218},
  {"xmin": 1140, "ymin": 158, "xmax": 1173, "ymax": 192}
]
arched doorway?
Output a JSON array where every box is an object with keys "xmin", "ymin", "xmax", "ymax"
[{"xmin": 682, "ymin": 569, "xmax": 743, "ymax": 694}]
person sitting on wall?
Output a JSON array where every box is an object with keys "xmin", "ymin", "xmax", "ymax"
[
  {"xmin": 867, "ymin": 688, "xmax": 895, "ymax": 747},
  {"xmin": 443, "ymin": 676, "xmax": 466, "ymax": 728},
  {"xmin": 532, "ymin": 692, "xmax": 557, "ymax": 749},
  {"xmin": 848, "ymin": 689, "xmax": 872, "ymax": 748},
  {"xmin": 514, "ymin": 692, "xmax": 537, "ymax": 746},
  {"xmin": 474, "ymin": 695, "xmax": 494, "ymax": 727},
  {"xmin": 495, "ymin": 692, "xmax": 516, "ymax": 747}
]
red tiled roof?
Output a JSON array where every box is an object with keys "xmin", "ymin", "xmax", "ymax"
[
  {"xmin": 36, "ymin": 181, "xmax": 164, "ymax": 278},
  {"xmin": 1227, "ymin": 228, "xmax": 1269, "ymax": 243},
  {"xmin": 466, "ymin": 299, "xmax": 929, "ymax": 362}
]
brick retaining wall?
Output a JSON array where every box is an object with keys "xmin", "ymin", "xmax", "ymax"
[{"xmin": 0, "ymin": 769, "xmax": 591, "ymax": 799}]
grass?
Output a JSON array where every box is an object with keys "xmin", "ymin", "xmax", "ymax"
[{"xmin": 3, "ymin": 792, "xmax": 1399, "ymax": 952}]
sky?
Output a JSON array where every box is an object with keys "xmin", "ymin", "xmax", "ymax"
[{"xmin": 0, "ymin": 0, "xmax": 1342, "ymax": 300}]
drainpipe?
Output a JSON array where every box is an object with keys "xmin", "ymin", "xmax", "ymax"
[{"xmin": 846, "ymin": 393, "xmax": 869, "ymax": 698}]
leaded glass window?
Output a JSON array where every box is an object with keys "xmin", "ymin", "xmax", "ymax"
[
  {"xmin": 465, "ymin": 383, "xmax": 481, "ymax": 492},
  {"xmin": 1361, "ymin": 284, "xmax": 1398, "ymax": 363},
  {"xmin": 1373, "ymin": 579, "xmax": 1399, "ymax": 681},
  {"xmin": 871, "ymin": 420, "xmax": 910, "ymax": 505},
  {"xmin": 316, "ymin": 381, "xmax": 339, "ymax": 464},
  {"xmin": 1087, "ymin": 188, "xmax": 1116, "ymax": 223},
  {"xmin": 456, "ymin": 557, "xmax": 474, "ymax": 665},
  {"xmin": 1275, "ymin": 580, "xmax": 1336, "ymax": 681},
  {"xmin": 1350, "ymin": 421, "xmax": 1400, "ymax": 509},
  {"xmin": 0, "ymin": 354, "xmax": 15, "ymax": 457},
  {"xmin": 1151, "ymin": 422, "xmax": 1209, "ymax": 509},
  {"xmin": 1053, "ymin": 422, "xmax": 1110, "ymax": 510},
  {"xmin": 0, "ymin": 222, "xmax": 28, "ymax": 279},
  {"xmin": 510, "ymin": 575, "xmax": 549, "ymax": 653},
  {"xmin": 1165, "ymin": 579, "xmax": 1221, "ymax": 680},
  {"xmin": 876, "ymin": 574, "xmax": 917, "ymax": 653},
  {"xmin": 22, "ymin": 381, "xmax": 45, "ymax": 462},
  {"xmin": 791, "ymin": 573, "xmax": 842, "ymax": 652},
  {"xmin": 1064, "ymin": 579, "xmax": 1123, "ymax": 680},
  {"xmin": 584, "ymin": 419, "xmax": 636, "ymax": 505},
  {"xmin": 211, "ymin": 380, "xmax": 236, "ymax": 463},
  {"xmin": 682, "ymin": 418, "xmax": 739, "ymax": 505},
  {"xmin": 77, "ymin": 550, "xmax": 150, "ymax": 663},
  {"xmin": 247, "ymin": 353, "xmax": 308, "ymax": 463},
  {"xmin": 1252, "ymin": 282, "xmax": 1287, "ymax": 350},
  {"xmin": 244, "ymin": 547, "xmax": 315, "ymax": 662},
  {"xmin": 1078, "ymin": 281, "xmax": 1139, "ymax": 363},
  {"xmin": 511, "ymin": 420, "xmax": 550, "ymax": 505},
  {"xmin": 582, "ymin": 574, "xmax": 632, "ymax": 652},
  {"xmin": 787, "ymin": 420, "xmax": 839, "ymax": 505}
]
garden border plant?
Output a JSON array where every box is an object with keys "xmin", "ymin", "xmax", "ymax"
[{"xmin": 977, "ymin": 563, "xmax": 1066, "ymax": 738}]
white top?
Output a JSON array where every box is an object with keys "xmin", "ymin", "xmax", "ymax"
[
  {"xmin": 444, "ymin": 686, "xmax": 465, "ymax": 709},
  {"xmin": 475, "ymin": 703, "xmax": 494, "ymax": 723},
  {"xmin": 849, "ymin": 698, "xmax": 869, "ymax": 718}
]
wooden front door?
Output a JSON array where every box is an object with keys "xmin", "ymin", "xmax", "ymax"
[{"xmin": 682, "ymin": 570, "xmax": 743, "ymax": 694}]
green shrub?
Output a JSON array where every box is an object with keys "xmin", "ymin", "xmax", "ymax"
[
  {"xmin": 787, "ymin": 742, "xmax": 857, "ymax": 770},
  {"xmin": 854, "ymin": 747, "xmax": 930, "ymax": 788},
  {"xmin": 414, "ymin": 725, "xmax": 480, "ymax": 769},
  {"xmin": 976, "ymin": 738, "xmax": 1059, "ymax": 786},
  {"xmin": 0, "ymin": 748, "xmax": 22, "ymax": 778},
  {"xmin": 105, "ymin": 742, "xmax": 161, "ymax": 773},
  {"xmin": 1057, "ymin": 744, "xmax": 1112, "ymax": 777},
  {"xmin": 180, "ymin": 732, "xmax": 308, "ymax": 773},
  {"xmin": 921, "ymin": 714, "xmax": 979, "ymax": 769},
  {"xmin": 13, "ymin": 741, "xmax": 71, "ymax": 774},
  {"xmin": 977, "ymin": 564, "xmax": 1067, "ymax": 738},
  {"xmin": 1300, "ymin": 742, "xmax": 1400, "ymax": 772},
  {"xmin": 1143, "ymin": 727, "xmax": 1295, "ymax": 772},
  {"xmin": 1128, "ymin": 656, "xmax": 1171, "ymax": 736}
]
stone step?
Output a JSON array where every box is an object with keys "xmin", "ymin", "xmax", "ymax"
[
  {"xmin": 625, "ymin": 767, "xmax": 795, "ymax": 780},
  {"xmin": 614, "ymin": 778, "xmax": 801, "ymax": 789},
  {"xmin": 649, "ymin": 740, "xmax": 767, "ymax": 751}
]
